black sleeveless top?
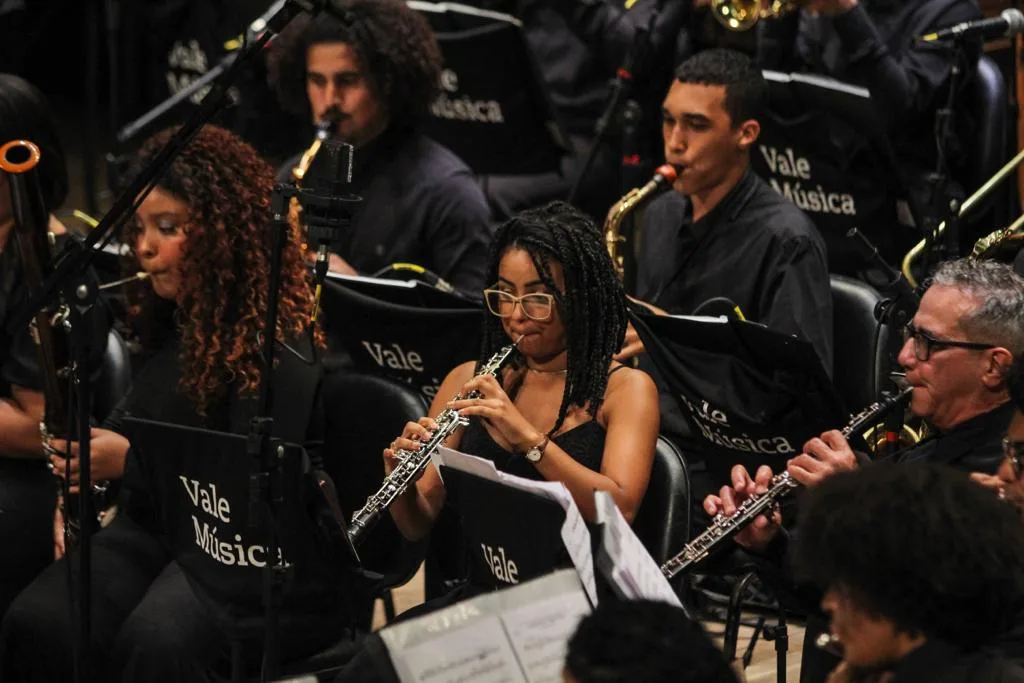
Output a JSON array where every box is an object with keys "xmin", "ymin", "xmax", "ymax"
[
  {"xmin": 456, "ymin": 364, "xmax": 627, "ymax": 477},
  {"xmin": 460, "ymin": 419, "xmax": 606, "ymax": 478}
]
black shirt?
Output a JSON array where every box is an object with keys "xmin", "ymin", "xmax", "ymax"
[
  {"xmin": 636, "ymin": 169, "xmax": 834, "ymax": 373},
  {"xmin": 283, "ymin": 126, "xmax": 493, "ymax": 292},
  {"xmin": 757, "ymin": 0, "xmax": 980, "ymax": 174},
  {"xmin": 888, "ymin": 639, "xmax": 1024, "ymax": 683},
  {"xmin": 894, "ymin": 400, "xmax": 1014, "ymax": 474},
  {"xmin": 0, "ymin": 246, "xmax": 39, "ymax": 399}
]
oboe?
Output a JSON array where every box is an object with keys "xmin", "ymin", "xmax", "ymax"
[
  {"xmin": 346, "ymin": 337, "xmax": 522, "ymax": 544},
  {"xmin": 661, "ymin": 386, "xmax": 913, "ymax": 579}
]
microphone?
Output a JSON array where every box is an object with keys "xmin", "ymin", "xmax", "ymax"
[
  {"xmin": 920, "ymin": 8, "xmax": 1024, "ymax": 42},
  {"xmin": 298, "ymin": 139, "xmax": 362, "ymax": 322}
]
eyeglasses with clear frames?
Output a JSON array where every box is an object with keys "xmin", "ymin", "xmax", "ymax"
[
  {"xmin": 901, "ymin": 323, "xmax": 996, "ymax": 361},
  {"xmin": 483, "ymin": 289, "xmax": 555, "ymax": 321}
]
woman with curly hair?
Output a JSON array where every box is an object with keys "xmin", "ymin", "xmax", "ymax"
[
  {"xmin": 266, "ymin": 0, "xmax": 492, "ymax": 291},
  {"xmin": 0, "ymin": 125, "xmax": 353, "ymax": 683}
]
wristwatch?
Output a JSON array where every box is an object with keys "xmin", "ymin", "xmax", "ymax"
[{"xmin": 524, "ymin": 435, "xmax": 550, "ymax": 464}]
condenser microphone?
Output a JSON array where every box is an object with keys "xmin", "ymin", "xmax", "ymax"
[
  {"xmin": 299, "ymin": 139, "xmax": 361, "ymax": 322},
  {"xmin": 920, "ymin": 8, "xmax": 1024, "ymax": 42}
]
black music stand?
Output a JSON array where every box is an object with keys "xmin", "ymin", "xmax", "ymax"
[
  {"xmin": 440, "ymin": 465, "xmax": 574, "ymax": 592},
  {"xmin": 319, "ymin": 274, "xmax": 483, "ymax": 403},
  {"xmin": 120, "ymin": 416, "xmax": 358, "ymax": 676},
  {"xmin": 631, "ymin": 310, "xmax": 845, "ymax": 484},
  {"xmin": 755, "ymin": 70, "xmax": 920, "ymax": 275},
  {"xmin": 410, "ymin": 1, "xmax": 571, "ymax": 176}
]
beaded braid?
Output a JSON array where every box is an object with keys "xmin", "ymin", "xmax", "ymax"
[{"xmin": 479, "ymin": 201, "xmax": 628, "ymax": 435}]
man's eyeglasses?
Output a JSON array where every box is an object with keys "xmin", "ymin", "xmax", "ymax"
[
  {"xmin": 1004, "ymin": 437, "xmax": 1024, "ymax": 479},
  {"xmin": 483, "ymin": 289, "xmax": 555, "ymax": 322},
  {"xmin": 901, "ymin": 323, "xmax": 996, "ymax": 362}
]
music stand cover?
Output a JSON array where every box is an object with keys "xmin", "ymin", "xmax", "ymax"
[
  {"xmin": 754, "ymin": 70, "xmax": 914, "ymax": 273},
  {"xmin": 409, "ymin": 1, "xmax": 571, "ymax": 175},
  {"xmin": 632, "ymin": 311, "xmax": 845, "ymax": 482},
  {"xmin": 440, "ymin": 465, "xmax": 572, "ymax": 592},
  {"xmin": 320, "ymin": 275, "xmax": 484, "ymax": 403},
  {"xmin": 121, "ymin": 416, "xmax": 357, "ymax": 635}
]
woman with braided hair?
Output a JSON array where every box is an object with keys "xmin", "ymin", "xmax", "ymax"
[
  {"xmin": 0, "ymin": 124, "xmax": 354, "ymax": 682},
  {"xmin": 387, "ymin": 200, "xmax": 659, "ymax": 537}
]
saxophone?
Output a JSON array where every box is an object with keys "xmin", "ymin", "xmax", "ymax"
[
  {"xmin": 969, "ymin": 212, "xmax": 1024, "ymax": 261},
  {"xmin": 346, "ymin": 337, "xmax": 522, "ymax": 544},
  {"xmin": 604, "ymin": 164, "xmax": 678, "ymax": 282},
  {"xmin": 660, "ymin": 386, "xmax": 913, "ymax": 579},
  {"xmin": 292, "ymin": 106, "xmax": 342, "ymax": 184}
]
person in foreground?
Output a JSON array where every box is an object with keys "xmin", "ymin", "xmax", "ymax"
[
  {"xmin": 793, "ymin": 464, "xmax": 1024, "ymax": 682},
  {"xmin": 562, "ymin": 599, "xmax": 739, "ymax": 683}
]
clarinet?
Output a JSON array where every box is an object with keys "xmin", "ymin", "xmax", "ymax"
[
  {"xmin": 346, "ymin": 337, "xmax": 522, "ymax": 544},
  {"xmin": 661, "ymin": 386, "xmax": 913, "ymax": 579}
]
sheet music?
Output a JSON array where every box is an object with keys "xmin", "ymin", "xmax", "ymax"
[
  {"xmin": 501, "ymin": 587, "xmax": 591, "ymax": 681},
  {"xmin": 380, "ymin": 569, "xmax": 590, "ymax": 683},
  {"xmin": 435, "ymin": 447, "xmax": 598, "ymax": 605},
  {"xmin": 593, "ymin": 490, "xmax": 682, "ymax": 607},
  {"xmin": 390, "ymin": 619, "xmax": 526, "ymax": 683}
]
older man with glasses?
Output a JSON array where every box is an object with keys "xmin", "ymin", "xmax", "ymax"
[
  {"xmin": 709, "ymin": 258, "xmax": 1024, "ymax": 529},
  {"xmin": 700, "ymin": 258, "xmax": 1024, "ymax": 683}
]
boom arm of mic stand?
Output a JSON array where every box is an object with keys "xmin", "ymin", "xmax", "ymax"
[
  {"xmin": 116, "ymin": 51, "xmax": 240, "ymax": 146},
  {"xmin": 567, "ymin": 4, "xmax": 660, "ymax": 204},
  {"xmin": 8, "ymin": 0, "xmax": 350, "ymax": 338}
]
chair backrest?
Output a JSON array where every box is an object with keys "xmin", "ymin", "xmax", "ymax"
[
  {"xmin": 632, "ymin": 436, "xmax": 690, "ymax": 567},
  {"xmin": 320, "ymin": 277, "xmax": 484, "ymax": 404},
  {"xmin": 960, "ymin": 54, "xmax": 1010, "ymax": 244},
  {"xmin": 320, "ymin": 371, "xmax": 428, "ymax": 586},
  {"xmin": 829, "ymin": 274, "xmax": 889, "ymax": 412},
  {"xmin": 92, "ymin": 328, "xmax": 132, "ymax": 423}
]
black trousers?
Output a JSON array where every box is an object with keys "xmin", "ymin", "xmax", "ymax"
[
  {"xmin": 1, "ymin": 513, "xmax": 352, "ymax": 683},
  {"xmin": 0, "ymin": 459, "xmax": 55, "ymax": 623}
]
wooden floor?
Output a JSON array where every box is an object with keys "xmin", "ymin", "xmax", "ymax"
[{"xmin": 373, "ymin": 566, "xmax": 805, "ymax": 682}]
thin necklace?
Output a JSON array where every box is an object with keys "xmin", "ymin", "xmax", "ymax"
[{"xmin": 526, "ymin": 365, "xmax": 567, "ymax": 376}]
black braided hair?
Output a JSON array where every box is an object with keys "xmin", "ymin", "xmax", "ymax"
[{"xmin": 479, "ymin": 201, "xmax": 628, "ymax": 435}]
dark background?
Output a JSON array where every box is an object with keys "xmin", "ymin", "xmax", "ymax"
[{"xmin": 1, "ymin": 0, "xmax": 1022, "ymax": 222}]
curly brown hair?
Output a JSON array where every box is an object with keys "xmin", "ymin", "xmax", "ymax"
[
  {"xmin": 266, "ymin": 0, "xmax": 442, "ymax": 128},
  {"xmin": 124, "ymin": 125, "xmax": 317, "ymax": 415}
]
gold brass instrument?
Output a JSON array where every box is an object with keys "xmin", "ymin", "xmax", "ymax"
[
  {"xmin": 604, "ymin": 164, "xmax": 677, "ymax": 282},
  {"xmin": 292, "ymin": 107, "xmax": 342, "ymax": 184},
  {"xmin": 902, "ymin": 147, "xmax": 1024, "ymax": 287},
  {"xmin": 712, "ymin": 0, "xmax": 802, "ymax": 31},
  {"xmin": 969, "ymin": 212, "xmax": 1024, "ymax": 261}
]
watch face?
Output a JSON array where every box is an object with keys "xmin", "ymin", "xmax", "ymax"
[{"xmin": 526, "ymin": 447, "xmax": 541, "ymax": 463}]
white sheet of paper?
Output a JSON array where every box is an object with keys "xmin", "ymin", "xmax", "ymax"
[
  {"xmin": 381, "ymin": 569, "xmax": 591, "ymax": 683},
  {"xmin": 436, "ymin": 447, "xmax": 598, "ymax": 604},
  {"xmin": 593, "ymin": 490, "xmax": 682, "ymax": 607},
  {"xmin": 392, "ymin": 618, "xmax": 526, "ymax": 683},
  {"xmin": 501, "ymin": 586, "xmax": 591, "ymax": 682}
]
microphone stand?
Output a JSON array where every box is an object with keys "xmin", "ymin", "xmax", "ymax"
[
  {"xmin": 568, "ymin": 2, "xmax": 662, "ymax": 205},
  {"xmin": 106, "ymin": 0, "xmax": 289, "ymax": 191},
  {"xmin": 7, "ymin": 4, "xmax": 350, "ymax": 682},
  {"xmin": 921, "ymin": 42, "xmax": 967, "ymax": 276},
  {"xmin": 848, "ymin": 228, "xmax": 920, "ymax": 459}
]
